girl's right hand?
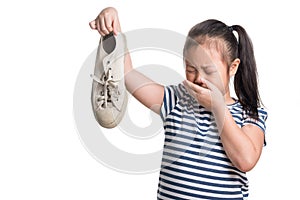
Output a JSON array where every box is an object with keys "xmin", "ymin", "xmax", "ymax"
[{"xmin": 89, "ymin": 7, "xmax": 121, "ymax": 36}]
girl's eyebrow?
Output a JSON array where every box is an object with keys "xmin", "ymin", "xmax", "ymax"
[
  {"xmin": 185, "ymin": 61, "xmax": 197, "ymax": 68},
  {"xmin": 185, "ymin": 59, "xmax": 216, "ymax": 69},
  {"xmin": 185, "ymin": 59, "xmax": 192, "ymax": 65}
]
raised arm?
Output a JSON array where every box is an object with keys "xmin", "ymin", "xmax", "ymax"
[{"xmin": 90, "ymin": 7, "xmax": 164, "ymax": 114}]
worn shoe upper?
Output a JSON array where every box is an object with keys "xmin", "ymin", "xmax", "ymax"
[{"xmin": 91, "ymin": 32, "xmax": 128, "ymax": 128}]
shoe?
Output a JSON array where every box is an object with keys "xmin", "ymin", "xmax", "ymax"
[{"xmin": 90, "ymin": 32, "xmax": 128, "ymax": 128}]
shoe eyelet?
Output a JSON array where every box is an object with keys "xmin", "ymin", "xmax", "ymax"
[{"xmin": 107, "ymin": 61, "xmax": 110, "ymax": 65}]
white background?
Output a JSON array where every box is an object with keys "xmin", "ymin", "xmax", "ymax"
[{"xmin": 1, "ymin": 0, "xmax": 300, "ymax": 199}]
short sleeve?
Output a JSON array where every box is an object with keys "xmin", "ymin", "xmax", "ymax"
[
  {"xmin": 160, "ymin": 85, "xmax": 179, "ymax": 121},
  {"xmin": 243, "ymin": 108, "xmax": 268, "ymax": 133},
  {"xmin": 243, "ymin": 108, "xmax": 268, "ymax": 145}
]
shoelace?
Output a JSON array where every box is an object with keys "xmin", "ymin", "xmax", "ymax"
[{"xmin": 91, "ymin": 68, "xmax": 121, "ymax": 111}]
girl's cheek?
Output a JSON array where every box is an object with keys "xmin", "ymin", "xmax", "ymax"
[
  {"xmin": 206, "ymin": 75, "xmax": 223, "ymax": 88},
  {"xmin": 211, "ymin": 78, "xmax": 226, "ymax": 94}
]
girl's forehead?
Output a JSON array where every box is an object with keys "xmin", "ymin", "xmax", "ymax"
[{"xmin": 185, "ymin": 45, "xmax": 223, "ymax": 66}]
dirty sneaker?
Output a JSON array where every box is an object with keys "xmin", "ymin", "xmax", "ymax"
[{"xmin": 91, "ymin": 32, "xmax": 128, "ymax": 128}]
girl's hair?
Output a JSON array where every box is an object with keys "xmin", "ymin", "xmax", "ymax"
[{"xmin": 183, "ymin": 19, "xmax": 261, "ymax": 119}]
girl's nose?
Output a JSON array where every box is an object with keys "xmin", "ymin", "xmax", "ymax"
[{"xmin": 194, "ymin": 71, "xmax": 204, "ymax": 86}]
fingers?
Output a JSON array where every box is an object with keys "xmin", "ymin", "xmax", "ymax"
[
  {"xmin": 200, "ymin": 78, "xmax": 219, "ymax": 92},
  {"xmin": 89, "ymin": 17, "xmax": 110, "ymax": 36},
  {"xmin": 90, "ymin": 8, "xmax": 120, "ymax": 36},
  {"xmin": 183, "ymin": 80, "xmax": 203, "ymax": 100},
  {"xmin": 100, "ymin": 17, "xmax": 110, "ymax": 35},
  {"xmin": 183, "ymin": 80, "xmax": 207, "ymax": 94},
  {"xmin": 104, "ymin": 17, "xmax": 113, "ymax": 33}
]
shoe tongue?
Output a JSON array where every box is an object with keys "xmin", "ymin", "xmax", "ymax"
[{"xmin": 103, "ymin": 32, "xmax": 116, "ymax": 54}]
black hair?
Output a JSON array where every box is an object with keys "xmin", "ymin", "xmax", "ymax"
[{"xmin": 184, "ymin": 19, "xmax": 261, "ymax": 119}]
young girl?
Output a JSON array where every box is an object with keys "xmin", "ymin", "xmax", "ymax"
[{"xmin": 90, "ymin": 7, "xmax": 268, "ymax": 200}]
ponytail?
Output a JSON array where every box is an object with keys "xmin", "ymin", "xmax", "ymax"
[{"xmin": 232, "ymin": 25, "xmax": 260, "ymax": 119}]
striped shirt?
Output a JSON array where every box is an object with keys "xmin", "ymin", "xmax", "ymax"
[{"xmin": 158, "ymin": 83, "xmax": 268, "ymax": 200}]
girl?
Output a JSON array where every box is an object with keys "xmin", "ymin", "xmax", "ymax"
[{"xmin": 90, "ymin": 7, "xmax": 268, "ymax": 200}]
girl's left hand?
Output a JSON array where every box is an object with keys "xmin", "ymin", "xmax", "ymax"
[{"xmin": 183, "ymin": 78, "xmax": 225, "ymax": 112}]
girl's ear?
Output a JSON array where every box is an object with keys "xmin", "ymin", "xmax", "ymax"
[{"xmin": 229, "ymin": 58, "xmax": 240, "ymax": 77}]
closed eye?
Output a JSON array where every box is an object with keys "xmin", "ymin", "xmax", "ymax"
[
  {"xmin": 202, "ymin": 66, "xmax": 217, "ymax": 75},
  {"xmin": 186, "ymin": 65, "xmax": 197, "ymax": 73}
]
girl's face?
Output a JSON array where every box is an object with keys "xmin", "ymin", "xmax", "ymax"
[{"xmin": 184, "ymin": 45, "xmax": 230, "ymax": 95}]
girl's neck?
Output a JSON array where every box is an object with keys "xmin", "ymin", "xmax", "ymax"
[{"xmin": 224, "ymin": 90, "xmax": 236, "ymax": 105}]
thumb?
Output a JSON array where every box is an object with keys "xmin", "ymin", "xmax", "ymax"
[{"xmin": 89, "ymin": 20, "xmax": 97, "ymax": 30}]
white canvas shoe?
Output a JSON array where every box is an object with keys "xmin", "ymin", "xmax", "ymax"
[{"xmin": 91, "ymin": 32, "xmax": 128, "ymax": 128}]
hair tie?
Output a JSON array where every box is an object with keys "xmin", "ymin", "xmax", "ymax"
[{"xmin": 228, "ymin": 25, "xmax": 239, "ymax": 44}]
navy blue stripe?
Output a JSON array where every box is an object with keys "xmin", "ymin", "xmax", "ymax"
[
  {"xmin": 160, "ymin": 171, "xmax": 241, "ymax": 189},
  {"xmin": 161, "ymin": 158, "xmax": 247, "ymax": 183},
  {"xmin": 164, "ymin": 141, "xmax": 225, "ymax": 157},
  {"xmin": 159, "ymin": 184, "xmax": 243, "ymax": 200},
  {"xmin": 165, "ymin": 120, "xmax": 218, "ymax": 135},
  {"xmin": 172, "ymin": 105, "xmax": 213, "ymax": 122},
  {"xmin": 158, "ymin": 190, "xmax": 188, "ymax": 200},
  {"xmin": 165, "ymin": 125, "xmax": 207, "ymax": 137},
  {"xmin": 166, "ymin": 108, "xmax": 217, "ymax": 127},
  {"xmin": 170, "ymin": 87, "xmax": 174, "ymax": 114},
  {"xmin": 169, "ymin": 151, "xmax": 245, "ymax": 176},
  {"xmin": 163, "ymin": 88, "xmax": 168, "ymax": 118},
  {"xmin": 164, "ymin": 137, "xmax": 223, "ymax": 149},
  {"xmin": 177, "ymin": 83, "xmax": 187, "ymax": 99},
  {"xmin": 165, "ymin": 129, "xmax": 219, "ymax": 141},
  {"xmin": 169, "ymin": 107, "xmax": 195, "ymax": 120},
  {"xmin": 164, "ymin": 125, "xmax": 218, "ymax": 137},
  {"xmin": 162, "ymin": 152, "xmax": 241, "ymax": 175},
  {"xmin": 161, "ymin": 163, "xmax": 246, "ymax": 185},
  {"xmin": 166, "ymin": 117, "xmax": 211, "ymax": 128},
  {"xmin": 230, "ymin": 106, "xmax": 243, "ymax": 113},
  {"xmin": 230, "ymin": 113, "xmax": 243, "ymax": 121},
  {"xmin": 164, "ymin": 145, "xmax": 231, "ymax": 163},
  {"xmin": 165, "ymin": 124, "xmax": 219, "ymax": 137},
  {"xmin": 177, "ymin": 104, "xmax": 213, "ymax": 117},
  {"xmin": 258, "ymin": 108, "xmax": 267, "ymax": 115},
  {"xmin": 160, "ymin": 177, "xmax": 242, "ymax": 195},
  {"xmin": 167, "ymin": 87, "xmax": 172, "ymax": 114}
]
